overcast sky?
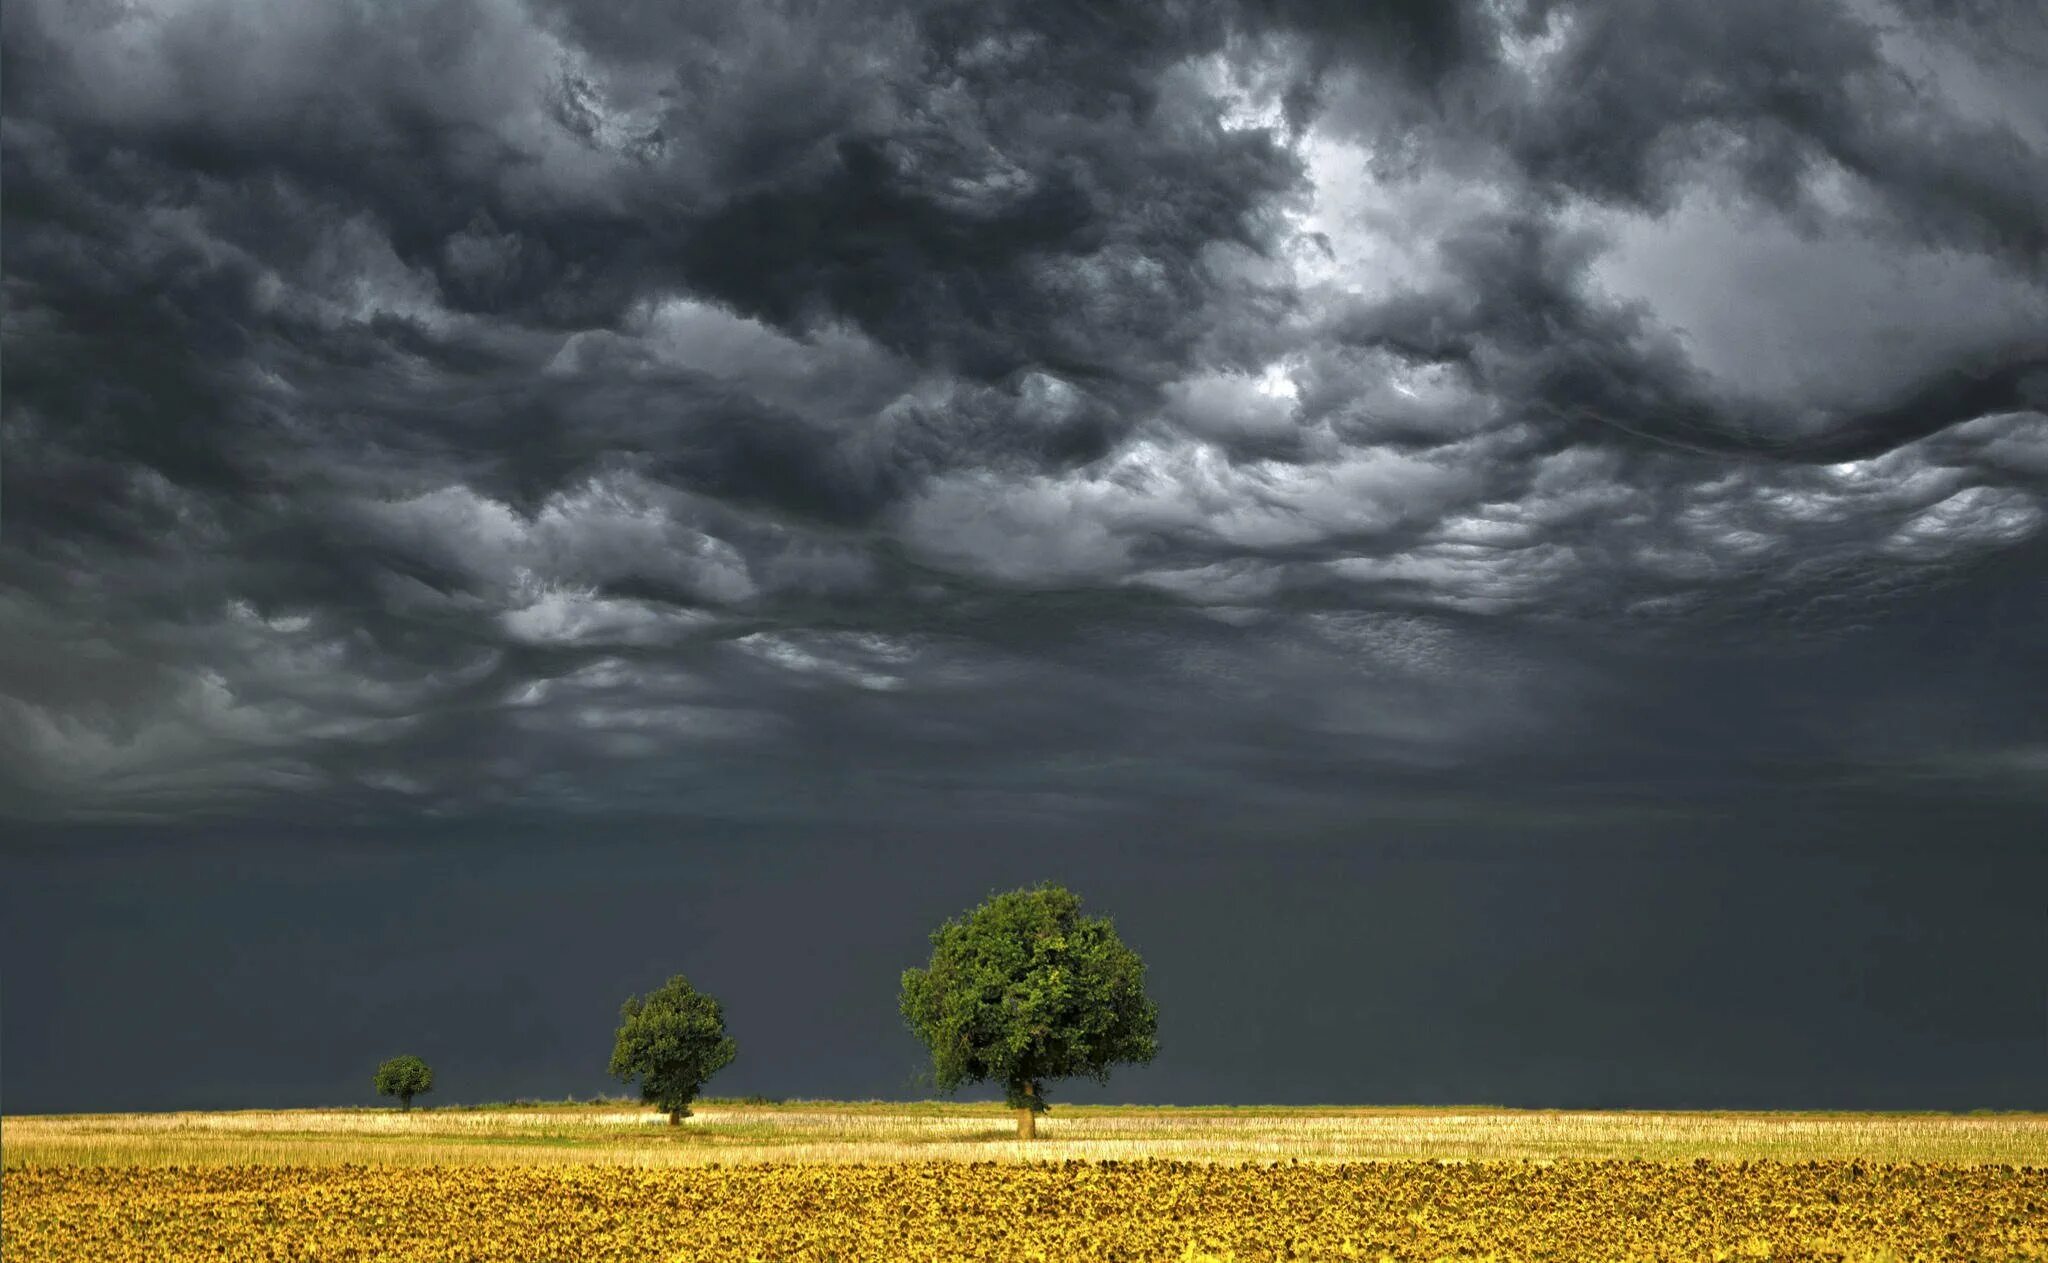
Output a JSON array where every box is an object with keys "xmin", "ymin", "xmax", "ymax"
[{"xmin": 3, "ymin": 0, "xmax": 2044, "ymax": 1112}]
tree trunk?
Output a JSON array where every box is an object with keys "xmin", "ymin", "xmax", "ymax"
[
  {"xmin": 400, "ymin": 1094, "xmax": 412, "ymax": 1113},
  {"xmin": 668, "ymin": 1109, "xmax": 682, "ymax": 1127},
  {"xmin": 1016, "ymin": 1081, "xmax": 1037, "ymax": 1141}
]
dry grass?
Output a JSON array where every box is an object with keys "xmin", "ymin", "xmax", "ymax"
[{"xmin": 6, "ymin": 1102, "xmax": 2044, "ymax": 1167}]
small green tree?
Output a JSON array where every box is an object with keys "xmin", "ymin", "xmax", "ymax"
[
  {"xmin": 372, "ymin": 1055, "xmax": 434, "ymax": 1112},
  {"xmin": 609, "ymin": 975, "xmax": 737, "ymax": 1125},
  {"xmin": 901, "ymin": 883, "xmax": 1158, "ymax": 1140}
]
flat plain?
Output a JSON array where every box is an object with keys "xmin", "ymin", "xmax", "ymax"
[
  {"xmin": 6, "ymin": 1104, "xmax": 2046, "ymax": 1261},
  {"xmin": 7, "ymin": 1100, "xmax": 2046, "ymax": 1166}
]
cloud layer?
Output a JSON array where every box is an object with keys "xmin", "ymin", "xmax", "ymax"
[{"xmin": 4, "ymin": 0, "xmax": 2044, "ymax": 824}]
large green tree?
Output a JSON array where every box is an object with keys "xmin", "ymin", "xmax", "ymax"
[
  {"xmin": 608, "ymin": 975, "xmax": 737, "ymax": 1125},
  {"xmin": 901, "ymin": 883, "xmax": 1158, "ymax": 1139},
  {"xmin": 372, "ymin": 1054, "xmax": 434, "ymax": 1111}
]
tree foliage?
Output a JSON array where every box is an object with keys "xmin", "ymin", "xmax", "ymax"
[
  {"xmin": 608, "ymin": 975, "xmax": 737, "ymax": 1124},
  {"xmin": 372, "ymin": 1055, "xmax": 434, "ymax": 1111},
  {"xmin": 901, "ymin": 884, "xmax": 1157, "ymax": 1135}
]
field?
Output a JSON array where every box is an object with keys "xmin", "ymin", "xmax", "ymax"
[{"xmin": 6, "ymin": 1104, "xmax": 2046, "ymax": 1261}]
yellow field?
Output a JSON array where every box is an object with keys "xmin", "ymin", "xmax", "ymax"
[
  {"xmin": 7, "ymin": 1160, "xmax": 2046, "ymax": 1261},
  {"xmin": 7, "ymin": 1101, "xmax": 2046, "ymax": 1166},
  {"xmin": 5, "ymin": 1106, "xmax": 2045, "ymax": 1261}
]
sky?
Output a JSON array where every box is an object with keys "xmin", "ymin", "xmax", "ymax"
[{"xmin": 2, "ymin": 0, "xmax": 2045, "ymax": 1113}]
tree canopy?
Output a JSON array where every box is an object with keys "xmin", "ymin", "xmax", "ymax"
[
  {"xmin": 608, "ymin": 975, "xmax": 737, "ymax": 1124},
  {"xmin": 372, "ymin": 1055, "xmax": 434, "ymax": 1111},
  {"xmin": 901, "ymin": 883, "xmax": 1158, "ymax": 1138}
]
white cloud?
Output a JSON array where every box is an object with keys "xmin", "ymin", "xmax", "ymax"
[
  {"xmin": 358, "ymin": 474, "xmax": 758, "ymax": 606},
  {"xmin": 732, "ymin": 632, "xmax": 916, "ymax": 691},
  {"xmin": 1164, "ymin": 368, "xmax": 1300, "ymax": 441},
  {"xmin": 901, "ymin": 436, "xmax": 1483, "ymax": 583},
  {"xmin": 499, "ymin": 582, "xmax": 717, "ymax": 647},
  {"xmin": 1584, "ymin": 177, "xmax": 2048, "ymax": 417}
]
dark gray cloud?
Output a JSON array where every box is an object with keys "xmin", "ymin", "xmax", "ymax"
[
  {"xmin": 2, "ymin": 0, "xmax": 2043, "ymax": 835},
  {"xmin": 5, "ymin": 0, "xmax": 2048, "ymax": 1116}
]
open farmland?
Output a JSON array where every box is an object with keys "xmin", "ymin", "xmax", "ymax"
[
  {"xmin": 5, "ymin": 1101, "xmax": 2045, "ymax": 1167},
  {"xmin": 5, "ymin": 1105, "xmax": 2045, "ymax": 1261},
  {"xmin": 7, "ymin": 1158, "xmax": 2047, "ymax": 1262}
]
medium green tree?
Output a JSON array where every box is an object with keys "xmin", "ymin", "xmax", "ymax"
[
  {"xmin": 901, "ymin": 883, "xmax": 1158, "ymax": 1139},
  {"xmin": 608, "ymin": 975, "xmax": 737, "ymax": 1125},
  {"xmin": 372, "ymin": 1054, "xmax": 435, "ymax": 1111}
]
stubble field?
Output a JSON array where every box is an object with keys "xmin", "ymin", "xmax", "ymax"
[{"xmin": 5, "ymin": 1103, "xmax": 2045, "ymax": 1261}]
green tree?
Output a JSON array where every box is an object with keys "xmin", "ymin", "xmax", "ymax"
[
  {"xmin": 372, "ymin": 1055, "xmax": 434, "ymax": 1111},
  {"xmin": 901, "ymin": 883, "xmax": 1158, "ymax": 1140},
  {"xmin": 608, "ymin": 975, "xmax": 737, "ymax": 1125}
]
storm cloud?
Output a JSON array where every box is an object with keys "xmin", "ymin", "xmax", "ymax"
[{"xmin": 3, "ymin": 0, "xmax": 2043, "ymax": 831}]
